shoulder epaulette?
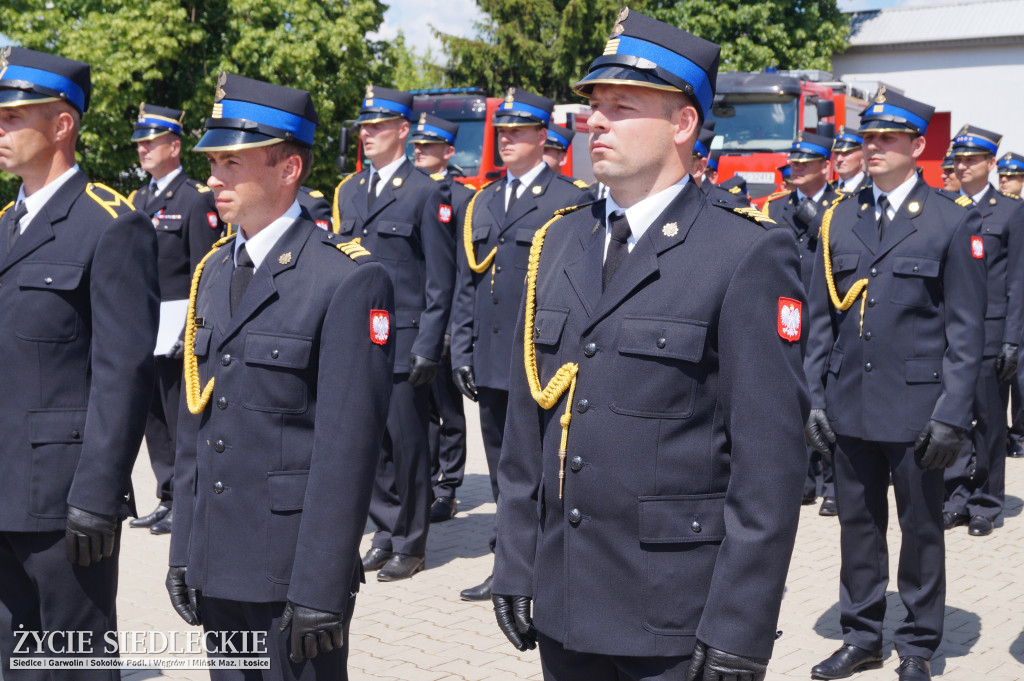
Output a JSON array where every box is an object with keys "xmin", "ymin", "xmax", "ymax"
[
  {"xmin": 573, "ymin": 179, "xmax": 589, "ymax": 189},
  {"xmin": 763, "ymin": 190, "xmax": 789, "ymax": 203},
  {"xmin": 554, "ymin": 200, "xmax": 599, "ymax": 217},
  {"xmin": 430, "ymin": 172, "xmax": 445, "ymax": 182},
  {"xmin": 325, "ymin": 234, "xmax": 371, "ymax": 260},
  {"xmin": 828, "ymin": 191, "xmax": 856, "ymax": 210},
  {"xmin": 719, "ymin": 201, "xmax": 775, "ymax": 225},
  {"xmin": 1002, "ymin": 191, "xmax": 1022, "ymax": 201},
  {"xmin": 0, "ymin": 201, "xmax": 12, "ymax": 221},
  {"xmin": 308, "ymin": 189, "xmax": 324, "ymax": 199},
  {"xmin": 955, "ymin": 195, "xmax": 973, "ymax": 208},
  {"xmin": 127, "ymin": 189, "xmax": 138, "ymax": 207},
  {"xmin": 728, "ymin": 185, "xmax": 742, "ymax": 195},
  {"xmin": 85, "ymin": 183, "xmax": 134, "ymax": 218},
  {"xmin": 463, "ymin": 182, "xmax": 478, "ymax": 191},
  {"xmin": 471, "ymin": 180, "xmax": 497, "ymax": 198},
  {"xmin": 186, "ymin": 179, "xmax": 212, "ymax": 194}
]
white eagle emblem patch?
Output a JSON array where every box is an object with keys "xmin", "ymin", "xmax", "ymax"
[
  {"xmin": 370, "ymin": 310, "xmax": 390, "ymax": 346},
  {"xmin": 207, "ymin": 212, "xmax": 219, "ymax": 229},
  {"xmin": 971, "ymin": 235, "xmax": 984, "ymax": 259},
  {"xmin": 778, "ymin": 297, "xmax": 802, "ymax": 342},
  {"xmin": 438, "ymin": 204, "xmax": 452, "ymax": 223}
]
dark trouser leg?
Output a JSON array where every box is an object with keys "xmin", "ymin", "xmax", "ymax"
[
  {"xmin": 429, "ymin": 351, "xmax": 467, "ymax": 499},
  {"xmin": 538, "ymin": 630, "xmax": 691, "ymax": 681},
  {"xmin": 145, "ymin": 356, "xmax": 183, "ymax": 503},
  {"xmin": 367, "ymin": 376, "xmax": 432, "ymax": 557},
  {"xmin": 203, "ymin": 593, "xmax": 356, "ymax": 681},
  {"xmin": 821, "ymin": 448, "xmax": 836, "ymax": 499},
  {"xmin": 943, "ymin": 438, "xmax": 973, "ymax": 516},
  {"xmin": 833, "ymin": 436, "xmax": 891, "ymax": 653},
  {"xmin": 888, "ymin": 442, "xmax": 945, "ymax": 659},
  {"xmin": 803, "ymin": 447, "xmax": 820, "ymax": 499},
  {"xmin": 477, "ymin": 387, "xmax": 508, "ymax": 553},
  {"xmin": 0, "ymin": 529, "xmax": 121, "ymax": 681},
  {"xmin": 1008, "ymin": 378, "xmax": 1023, "ymax": 454},
  {"xmin": 966, "ymin": 359, "xmax": 1005, "ymax": 519}
]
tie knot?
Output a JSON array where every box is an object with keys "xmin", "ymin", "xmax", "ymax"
[
  {"xmin": 236, "ymin": 243, "xmax": 254, "ymax": 268},
  {"xmin": 510, "ymin": 179, "xmax": 521, "ymax": 192},
  {"xmin": 150, "ymin": 182, "xmax": 159, "ymax": 194},
  {"xmin": 12, "ymin": 201, "xmax": 28, "ymax": 223},
  {"xmin": 609, "ymin": 211, "xmax": 631, "ymax": 244},
  {"xmin": 878, "ymin": 195, "xmax": 890, "ymax": 211}
]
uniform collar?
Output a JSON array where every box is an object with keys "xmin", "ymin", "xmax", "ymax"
[
  {"xmin": 150, "ymin": 166, "xmax": 183, "ymax": 195},
  {"xmin": 959, "ymin": 183, "xmax": 990, "ymax": 206},
  {"xmin": 15, "ymin": 164, "xmax": 80, "ymax": 234},
  {"xmin": 873, "ymin": 171, "xmax": 917, "ymax": 215},
  {"xmin": 368, "ymin": 155, "xmax": 407, "ymax": 188},
  {"xmin": 506, "ymin": 161, "xmax": 547, "ymax": 191},
  {"xmin": 839, "ymin": 171, "xmax": 864, "ymax": 193},
  {"xmin": 604, "ymin": 175, "xmax": 690, "ymax": 254},
  {"xmin": 234, "ymin": 200, "xmax": 302, "ymax": 269},
  {"xmin": 796, "ymin": 183, "xmax": 826, "ymax": 203}
]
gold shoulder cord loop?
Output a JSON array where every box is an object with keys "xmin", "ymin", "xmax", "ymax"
[
  {"xmin": 523, "ymin": 213, "xmax": 578, "ymax": 498},
  {"xmin": 463, "ymin": 189, "xmax": 498, "ymax": 273},
  {"xmin": 330, "ymin": 173, "xmax": 360, "ymax": 235},
  {"xmin": 183, "ymin": 235, "xmax": 235, "ymax": 414},
  {"xmin": 821, "ymin": 199, "xmax": 869, "ymax": 336}
]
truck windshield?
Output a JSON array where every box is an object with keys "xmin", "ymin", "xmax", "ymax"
[
  {"xmin": 404, "ymin": 120, "xmax": 486, "ymax": 177},
  {"xmin": 710, "ymin": 96, "xmax": 799, "ymax": 153}
]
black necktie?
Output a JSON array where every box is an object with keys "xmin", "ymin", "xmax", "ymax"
[
  {"xmin": 145, "ymin": 182, "xmax": 160, "ymax": 214},
  {"xmin": 877, "ymin": 195, "xmax": 891, "ymax": 239},
  {"xmin": 367, "ymin": 172, "xmax": 380, "ymax": 211},
  {"xmin": 230, "ymin": 244, "xmax": 255, "ymax": 316},
  {"xmin": 7, "ymin": 201, "xmax": 28, "ymax": 251},
  {"xmin": 506, "ymin": 179, "xmax": 521, "ymax": 216},
  {"xmin": 603, "ymin": 211, "xmax": 632, "ymax": 291}
]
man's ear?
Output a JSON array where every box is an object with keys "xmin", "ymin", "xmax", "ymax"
[{"xmin": 673, "ymin": 106, "xmax": 700, "ymax": 148}]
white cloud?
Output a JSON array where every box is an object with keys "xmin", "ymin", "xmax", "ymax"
[{"xmin": 372, "ymin": 0, "xmax": 483, "ymax": 56}]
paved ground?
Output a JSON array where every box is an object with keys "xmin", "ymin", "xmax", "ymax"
[{"xmin": 24, "ymin": 403, "xmax": 1024, "ymax": 679}]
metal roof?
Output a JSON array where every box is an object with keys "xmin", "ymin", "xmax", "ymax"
[{"xmin": 847, "ymin": 0, "xmax": 1024, "ymax": 49}]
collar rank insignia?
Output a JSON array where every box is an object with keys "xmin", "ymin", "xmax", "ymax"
[
  {"xmin": 370, "ymin": 309, "xmax": 390, "ymax": 345},
  {"xmin": 907, "ymin": 201, "xmax": 920, "ymax": 214},
  {"xmin": 662, "ymin": 222, "xmax": 679, "ymax": 237},
  {"xmin": 392, "ymin": 176, "xmax": 403, "ymax": 187},
  {"xmin": 278, "ymin": 252, "xmax": 292, "ymax": 265},
  {"xmin": 990, "ymin": 197, "xmax": 998, "ymax": 205},
  {"xmin": 532, "ymin": 185, "xmax": 542, "ymax": 195},
  {"xmin": 778, "ymin": 297, "xmax": 802, "ymax": 342}
]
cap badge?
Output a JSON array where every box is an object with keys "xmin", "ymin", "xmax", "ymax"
[
  {"xmin": 393, "ymin": 177, "xmax": 403, "ymax": 187},
  {"xmin": 908, "ymin": 201, "xmax": 920, "ymax": 214},
  {"xmin": 215, "ymin": 72, "xmax": 227, "ymax": 103},
  {"xmin": 874, "ymin": 85, "xmax": 886, "ymax": 103},
  {"xmin": 505, "ymin": 87, "xmax": 516, "ymax": 105},
  {"xmin": 532, "ymin": 185, "xmax": 542, "ymax": 195},
  {"xmin": 611, "ymin": 7, "xmax": 628, "ymax": 37},
  {"xmin": 959, "ymin": 124, "xmax": 969, "ymax": 135},
  {"xmin": 138, "ymin": 103, "xmax": 146, "ymax": 119},
  {"xmin": 365, "ymin": 84, "xmax": 374, "ymax": 99},
  {"xmin": 278, "ymin": 252, "xmax": 292, "ymax": 265},
  {"xmin": 797, "ymin": 131, "xmax": 803, "ymax": 143},
  {"xmin": 0, "ymin": 46, "xmax": 10, "ymax": 74},
  {"xmin": 662, "ymin": 222, "xmax": 679, "ymax": 237},
  {"xmin": 419, "ymin": 112, "xmax": 427, "ymax": 124}
]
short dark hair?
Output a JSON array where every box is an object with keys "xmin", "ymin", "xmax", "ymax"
[{"xmin": 265, "ymin": 141, "xmax": 313, "ymax": 183}]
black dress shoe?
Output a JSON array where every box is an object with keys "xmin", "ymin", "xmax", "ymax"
[
  {"xmin": 1008, "ymin": 442, "xmax": 1024, "ymax": 458},
  {"xmin": 942, "ymin": 511, "xmax": 969, "ymax": 531},
  {"xmin": 802, "ymin": 494, "xmax": 818, "ymax": 505},
  {"xmin": 429, "ymin": 496, "xmax": 456, "ymax": 522},
  {"xmin": 377, "ymin": 554, "xmax": 424, "ymax": 581},
  {"xmin": 460, "ymin": 574, "xmax": 493, "ymax": 601},
  {"xmin": 361, "ymin": 547, "xmax": 394, "ymax": 571},
  {"xmin": 968, "ymin": 515, "xmax": 994, "ymax": 536},
  {"xmin": 149, "ymin": 510, "xmax": 173, "ymax": 535},
  {"xmin": 819, "ymin": 497, "xmax": 838, "ymax": 516},
  {"xmin": 130, "ymin": 503, "xmax": 171, "ymax": 528},
  {"xmin": 811, "ymin": 644, "xmax": 883, "ymax": 680},
  {"xmin": 897, "ymin": 656, "xmax": 930, "ymax": 681}
]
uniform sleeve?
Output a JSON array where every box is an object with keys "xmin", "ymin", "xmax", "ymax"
[
  {"xmin": 411, "ymin": 184, "xmax": 456, "ymax": 362},
  {"xmin": 287, "ymin": 262, "xmax": 396, "ymax": 613},
  {"xmin": 448, "ymin": 197, "xmax": 476, "ymax": 371},
  {"xmin": 1002, "ymin": 201, "xmax": 1024, "ymax": 345},
  {"xmin": 697, "ymin": 227, "xmax": 809, "ymax": 660},
  {"xmin": 804, "ymin": 223, "xmax": 837, "ymax": 410},
  {"xmin": 931, "ymin": 207, "xmax": 986, "ymax": 428},
  {"xmin": 67, "ymin": 211, "xmax": 160, "ymax": 516},
  {"xmin": 169, "ymin": 376, "xmax": 201, "ymax": 567}
]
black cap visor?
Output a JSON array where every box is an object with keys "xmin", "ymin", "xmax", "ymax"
[
  {"xmin": 858, "ymin": 118, "xmax": 921, "ymax": 136},
  {"xmin": 0, "ymin": 85, "xmax": 62, "ymax": 109},
  {"xmin": 573, "ymin": 61, "xmax": 689, "ymax": 97},
  {"xmin": 194, "ymin": 127, "xmax": 283, "ymax": 152},
  {"xmin": 131, "ymin": 127, "xmax": 174, "ymax": 143}
]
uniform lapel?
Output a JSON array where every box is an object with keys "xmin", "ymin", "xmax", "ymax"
[
  {"xmin": 502, "ymin": 165, "xmax": 552, "ymax": 233},
  {"xmin": 0, "ymin": 170, "xmax": 87, "ymax": 276},
  {"xmin": 487, "ymin": 177, "xmax": 508, "ymax": 226},
  {"xmin": 204, "ymin": 245, "xmax": 235, "ymax": 339},
  {"xmin": 874, "ymin": 179, "xmax": 929, "ymax": 264},
  {"xmin": 850, "ymin": 189, "xmax": 879, "ymax": 255},
  {"xmin": 218, "ymin": 219, "xmax": 309, "ymax": 347},
  {"xmin": 977, "ymin": 185, "xmax": 997, "ymax": 219},
  {"xmin": 150, "ymin": 171, "xmax": 188, "ymax": 216},
  {"xmin": 563, "ymin": 203, "xmax": 606, "ymax": 318},
  {"xmin": 366, "ymin": 161, "xmax": 408, "ymax": 223}
]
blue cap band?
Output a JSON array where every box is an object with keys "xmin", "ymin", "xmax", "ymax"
[
  {"xmin": 1, "ymin": 64, "xmax": 86, "ymax": 112},
  {"xmin": 220, "ymin": 99, "xmax": 316, "ymax": 145},
  {"xmin": 415, "ymin": 123, "xmax": 456, "ymax": 144},
  {"xmin": 362, "ymin": 97, "xmax": 413, "ymax": 120},
  {"xmin": 781, "ymin": 167, "xmax": 791, "ymax": 178},
  {"xmin": 707, "ymin": 155, "xmax": 718, "ymax": 171},
  {"xmin": 614, "ymin": 35, "xmax": 713, "ymax": 115},
  {"xmin": 497, "ymin": 100, "xmax": 551, "ymax": 125},
  {"xmin": 863, "ymin": 102, "xmax": 929, "ymax": 134},
  {"xmin": 999, "ymin": 156, "xmax": 1024, "ymax": 173},
  {"xmin": 693, "ymin": 139, "xmax": 710, "ymax": 158},
  {"xmin": 835, "ymin": 133, "xmax": 862, "ymax": 146},
  {"xmin": 547, "ymin": 129, "xmax": 571, "ymax": 149},
  {"xmin": 791, "ymin": 141, "xmax": 831, "ymax": 159},
  {"xmin": 138, "ymin": 115, "xmax": 182, "ymax": 135},
  {"xmin": 954, "ymin": 133, "xmax": 998, "ymax": 155}
]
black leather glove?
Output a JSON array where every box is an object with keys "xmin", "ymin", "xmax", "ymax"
[
  {"xmin": 166, "ymin": 566, "xmax": 202, "ymax": 626},
  {"xmin": 452, "ymin": 365, "xmax": 478, "ymax": 401},
  {"xmin": 65, "ymin": 505, "xmax": 117, "ymax": 567},
  {"xmin": 805, "ymin": 408, "xmax": 836, "ymax": 455},
  {"xmin": 685, "ymin": 641, "xmax": 769, "ymax": 681},
  {"xmin": 278, "ymin": 601, "xmax": 345, "ymax": 663},
  {"xmin": 996, "ymin": 343, "xmax": 1018, "ymax": 383},
  {"xmin": 915, "ymin": 419, "xmax": 966, "ymax": 470},
  {"xmin": 794, "ymin": 197, "xmax": 823, "ymax": 232},
  {"xmin": 493, "ymin": 594, "xmax": 537, "ymax": 651},
  {"xmin": 408, "ymin": 353, "xmax": 438, "ymax": 388},
  {"xmin": 165, "ymin": 338, "xmax": 185, "ymax": 359}
]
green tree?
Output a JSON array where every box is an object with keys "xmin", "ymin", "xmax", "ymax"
[
  {"xmin": 435, "ymin": 0, "xmax": 848, "ymax": 99},
  {"xmin": 0, "ymin": 0, "xmax": 411, "ymax": 199}
]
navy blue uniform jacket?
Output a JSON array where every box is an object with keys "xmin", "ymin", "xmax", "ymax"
[
  {"xmin": 804, "ymin": 179, "xmax": 986, "ymax": 441},
  {"xmin": 493, "ymin": 183, "xmax": 809, "ymax": 660},
  {"xmin": 170, "ymin": 219, "xmax": 396, "ymax": 613},
  {"xmin": 450, "ymin": 165, "xmax": 592, "ymax": 390},
  {"xmin": 971, "ymin": 185, "xmax": 1024, "ymax": 357},
  {"xmin": 333, "ymin": 161, "xmax": 455, "ymax": 372},
  {"xmin": 0, "ymin": 171, "xmax": 159, "ymax": 531}
]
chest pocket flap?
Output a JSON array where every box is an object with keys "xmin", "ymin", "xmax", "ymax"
[
  {"xmin": 472, "ymin": 224, "xmax": 491, "ymax": 242},
  {"xmin": 155, "ymin": 218, "xmax": 183, "ymax": 233},
  {"xmin": 892, "ymin": 256, "xmax": 941, "ymax": 277},
  {"xmin": 337, "ymin": 218, "xmax": 355, "ymax": 235},
  {"xmin": 515, "ymin": 227, "xmax": 537, "ymax": 244},
  {"xmin": 244, "ymin": 332, "xmax": 313, "ymax": 369},
  {"xmin": 619, "ymin": 317, "xmax": 706, "ymax": 362},
  {"xmin": 533, "ymin": 308, "xmax": 569, "ymax": 346},
  {"xmin": 831, "ymin": 252, "xmax": 860, "ymax": 273},
  {"xmin": 17, "ymin": 262, "xmax": 85, "ymax": 290},
  {"xmin": 380, "ymin": 221, "xmax": 414, "ymax": 238}
]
